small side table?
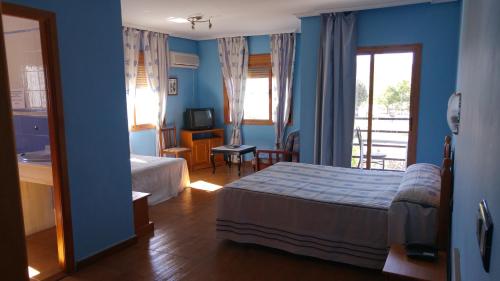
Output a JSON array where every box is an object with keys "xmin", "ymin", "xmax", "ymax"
[
  {"xmin": 211, "ymin": 145, "xmax": 257, "ymax": 176},
  {"xmin": 383, "ymin": 244, "xmax": 446, "ymax": 281},
  {"xmin": 132, "ymin": 191, "xmax": 154, "ymax": 237}
]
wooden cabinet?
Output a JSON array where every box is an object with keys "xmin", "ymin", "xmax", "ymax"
[
  {"xmin": 192, "ymin": 139, "xmax": 210, "ymax": 166},
  {"xmin": 181, "ymin": 128, "xmax": 225, "ymax": 170},
  {"xmin": 209, "ymin": 137, "xmax": 224, "ymax": 163}
]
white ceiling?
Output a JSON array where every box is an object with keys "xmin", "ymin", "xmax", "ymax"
[{"xmin": 121, "ymin": 0, "xmax": 454, "ymax": 40}]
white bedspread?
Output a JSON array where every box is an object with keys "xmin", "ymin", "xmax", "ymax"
[{"xmin": 130, "ymin": 154, "xmax": 190, "ymax": 205}]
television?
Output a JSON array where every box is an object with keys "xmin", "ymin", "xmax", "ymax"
[{"xmin": 183, "ymin": 108, "xmax": 215, "ymax": 130}]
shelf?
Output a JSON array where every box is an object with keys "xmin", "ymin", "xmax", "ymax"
[{"xmin": 182, "ymin": 128, "xmax": 224, "ymax": 134}]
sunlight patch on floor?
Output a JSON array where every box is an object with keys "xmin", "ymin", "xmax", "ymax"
[
  {"xmin": 130, "ymin": 157, "xmax": 147, "ymax": 164},
  {"xmin": 28, "ymin": 266, "xmax": 40, "ymax": 278},
  {"xmin": 190, "ymin": 180, "xmax": 222, "ymax": 192}
]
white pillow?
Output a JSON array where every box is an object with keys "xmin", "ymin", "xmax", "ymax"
[{"xmin": 393, "ymin": 163, "xmax": 441, "ymax": 207}]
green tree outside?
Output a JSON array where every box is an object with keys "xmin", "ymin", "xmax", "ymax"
[{"xmin": 377, "ymin": 80, "xmax": 410, "ymax": 115}]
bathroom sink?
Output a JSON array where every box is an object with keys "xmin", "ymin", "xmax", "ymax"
[{"xmin": 19, "ymin": 150, "xmax": 51, "ymax": 163}]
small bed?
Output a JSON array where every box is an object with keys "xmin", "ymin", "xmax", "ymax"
[
  {"xmin": 130, "ymin": 154, "xmax": 190, "ymax": 205},
  {"xmin": 216, "ymin": 138, "xmax": 452, "ymax": 269}
]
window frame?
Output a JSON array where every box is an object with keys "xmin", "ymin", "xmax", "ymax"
[
  {"xmin": 356, "ymin": 44, "xmax": 422, "ymax": 168},
  {"xmin": 130, "ymin": 51, "xmax": 156, "ymax": 132},
  {"xmin": 223, "ymin": 54, "xmax": 273, "ymax": 125}
]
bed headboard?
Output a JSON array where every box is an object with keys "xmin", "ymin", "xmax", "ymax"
[{"xmin": 437, "ymin": 135, "xmax": 453, "ymax": 250}]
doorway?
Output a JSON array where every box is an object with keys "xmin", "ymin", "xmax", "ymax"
[
  {"xmin": 352, "ymin": 44, "xmax": 421, "ymax": 171},
  {"xmin": 0, "ymin": 3, "xmax": 73, "ymax": 280}
]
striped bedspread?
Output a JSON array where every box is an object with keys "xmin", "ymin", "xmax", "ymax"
[{"xmin": 216, "ymin": 162, "xmax": 404, "ymax": 269}]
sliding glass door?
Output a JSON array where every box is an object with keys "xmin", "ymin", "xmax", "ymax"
[{"xmin": 352, "ymin": 45, "xmax": 421, "ymax": 171}]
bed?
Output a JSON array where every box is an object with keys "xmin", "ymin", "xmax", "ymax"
[
  {"xmin": 130, "ymin": 154, "xmax": 190, "ymax": 205},
  {"xmin": 216, "ymin": 137, "xmax": 452, "ymax": 269}
]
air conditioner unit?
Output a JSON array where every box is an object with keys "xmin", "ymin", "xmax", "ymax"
[{"xmin": 170, "ymin": 51, "xmax": 199, "ymax": 69}]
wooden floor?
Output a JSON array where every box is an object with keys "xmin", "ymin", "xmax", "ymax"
[
  {"xmin": 60, "ymin": 165, "xmax": 385, "ymax": 281},
  {"xmin": 26, "ymin": 227, "xmax": 61, "ymax": 281}
]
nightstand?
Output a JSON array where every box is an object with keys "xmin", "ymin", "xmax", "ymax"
[
  {"xmin": 383, "ymin": 244, "xmax": 446, "ymax": 281},
  {"xmin": 132, "ymin": 191, "xmax": 154, "ymax": 236}
]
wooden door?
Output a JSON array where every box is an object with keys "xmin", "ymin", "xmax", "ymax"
[
  {"xmin": 0, "ymin": 2, "xmax": 30, "ymax": 280},
  {"xmin": 2, "ymin": 3, "xmax": 74, "ymax": 274},
  {"xmin": 192, "ymin": 139, "xmax": 210, "ymax": 166},
  {"xmin": 353, "ymin": 44, "xmax": 421, "ymax": 171}
]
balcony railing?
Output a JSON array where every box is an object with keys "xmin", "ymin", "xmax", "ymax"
[{"xmin": 352, "ymin": 116, "xmax": 409, "ymax": 171}]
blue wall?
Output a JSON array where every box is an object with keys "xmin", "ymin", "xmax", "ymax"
[
  {"xmin": 197, "ymin": 40, "xmax": 223, "ymax": 125},
  {"xmin": 298, "ymin": 17, "xmax": 321, "ymax": 163},
  {"xmin": 299, "ymin": 2, "xmax": 461, "ymax": 165},
  {"xmin": 197, "ymin": 35, "xmax": 301, "ymax": 151},
  {"xmin": 452, "ymin": 0, "xmax": 500, "ymax": 280},
  {"xmin": 129, "ymin": 36, "xmax": 199, "ymax": 156},
  {"xmin": 6, "ymin": 0, "xmax": 135, "ymax": 261}
]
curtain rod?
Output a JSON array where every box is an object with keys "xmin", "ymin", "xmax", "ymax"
[
  {"xmin": 122, "ymin": 24, "xmax": 169, "ymax": 36},
  {"xmin": 295, "ymin": 0, "xmax": 456, "ymax": 17}
]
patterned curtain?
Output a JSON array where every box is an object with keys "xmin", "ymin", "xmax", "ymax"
[
  {"xmin": 122, "ymin": 27, "xmax": 141, "ymax": 129},
  {"xmin": 271, "ymin": 33, "xmax": 296, "ymax": 149},
  {"xmin": 217, "ymin": 37, "xmax": 249, "ymax": 146},
  {"xmin": 143, "ymin": 31, "xmax": 169, "ymax": 156},
  {"xmin": 314, "ymin": 13, "xmax": 357, "ymax": 167}
]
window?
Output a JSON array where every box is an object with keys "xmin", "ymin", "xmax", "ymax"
[
  {"xmin": 129, "ymin": 51, "xmax": 157, "ymax": 131},
  {"xmin": 24, "ymin": 65, "xmax": 46, "ymax": 109},
  {"xmin": 224, "ymin": 54, "xmax": 273, "ymax": 125},
  {"xmin": 351, "ymin": 45, "xmax": 421, "ymax": 171}
]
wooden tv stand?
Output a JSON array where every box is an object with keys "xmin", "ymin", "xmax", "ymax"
[{"xmin": 180, "ymin": 128, "xmax": 225, "ymax": 170}]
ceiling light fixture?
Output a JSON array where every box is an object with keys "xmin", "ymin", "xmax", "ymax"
[
  {"xmin": 167, "ymin": 17, "xmax": 189, "ymax": 23},
  {"xmin": 187, "ymin": 15, "xmax": 213, "ymax": 30}
]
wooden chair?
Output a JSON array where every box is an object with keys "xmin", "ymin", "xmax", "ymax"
[
  {"xmin": 256, "ymin": 131, "xmax": 299, "ymax": 171},
  {"xmin": 160, "ymin": 125, "xmax": 192, "ymax": 169}
]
